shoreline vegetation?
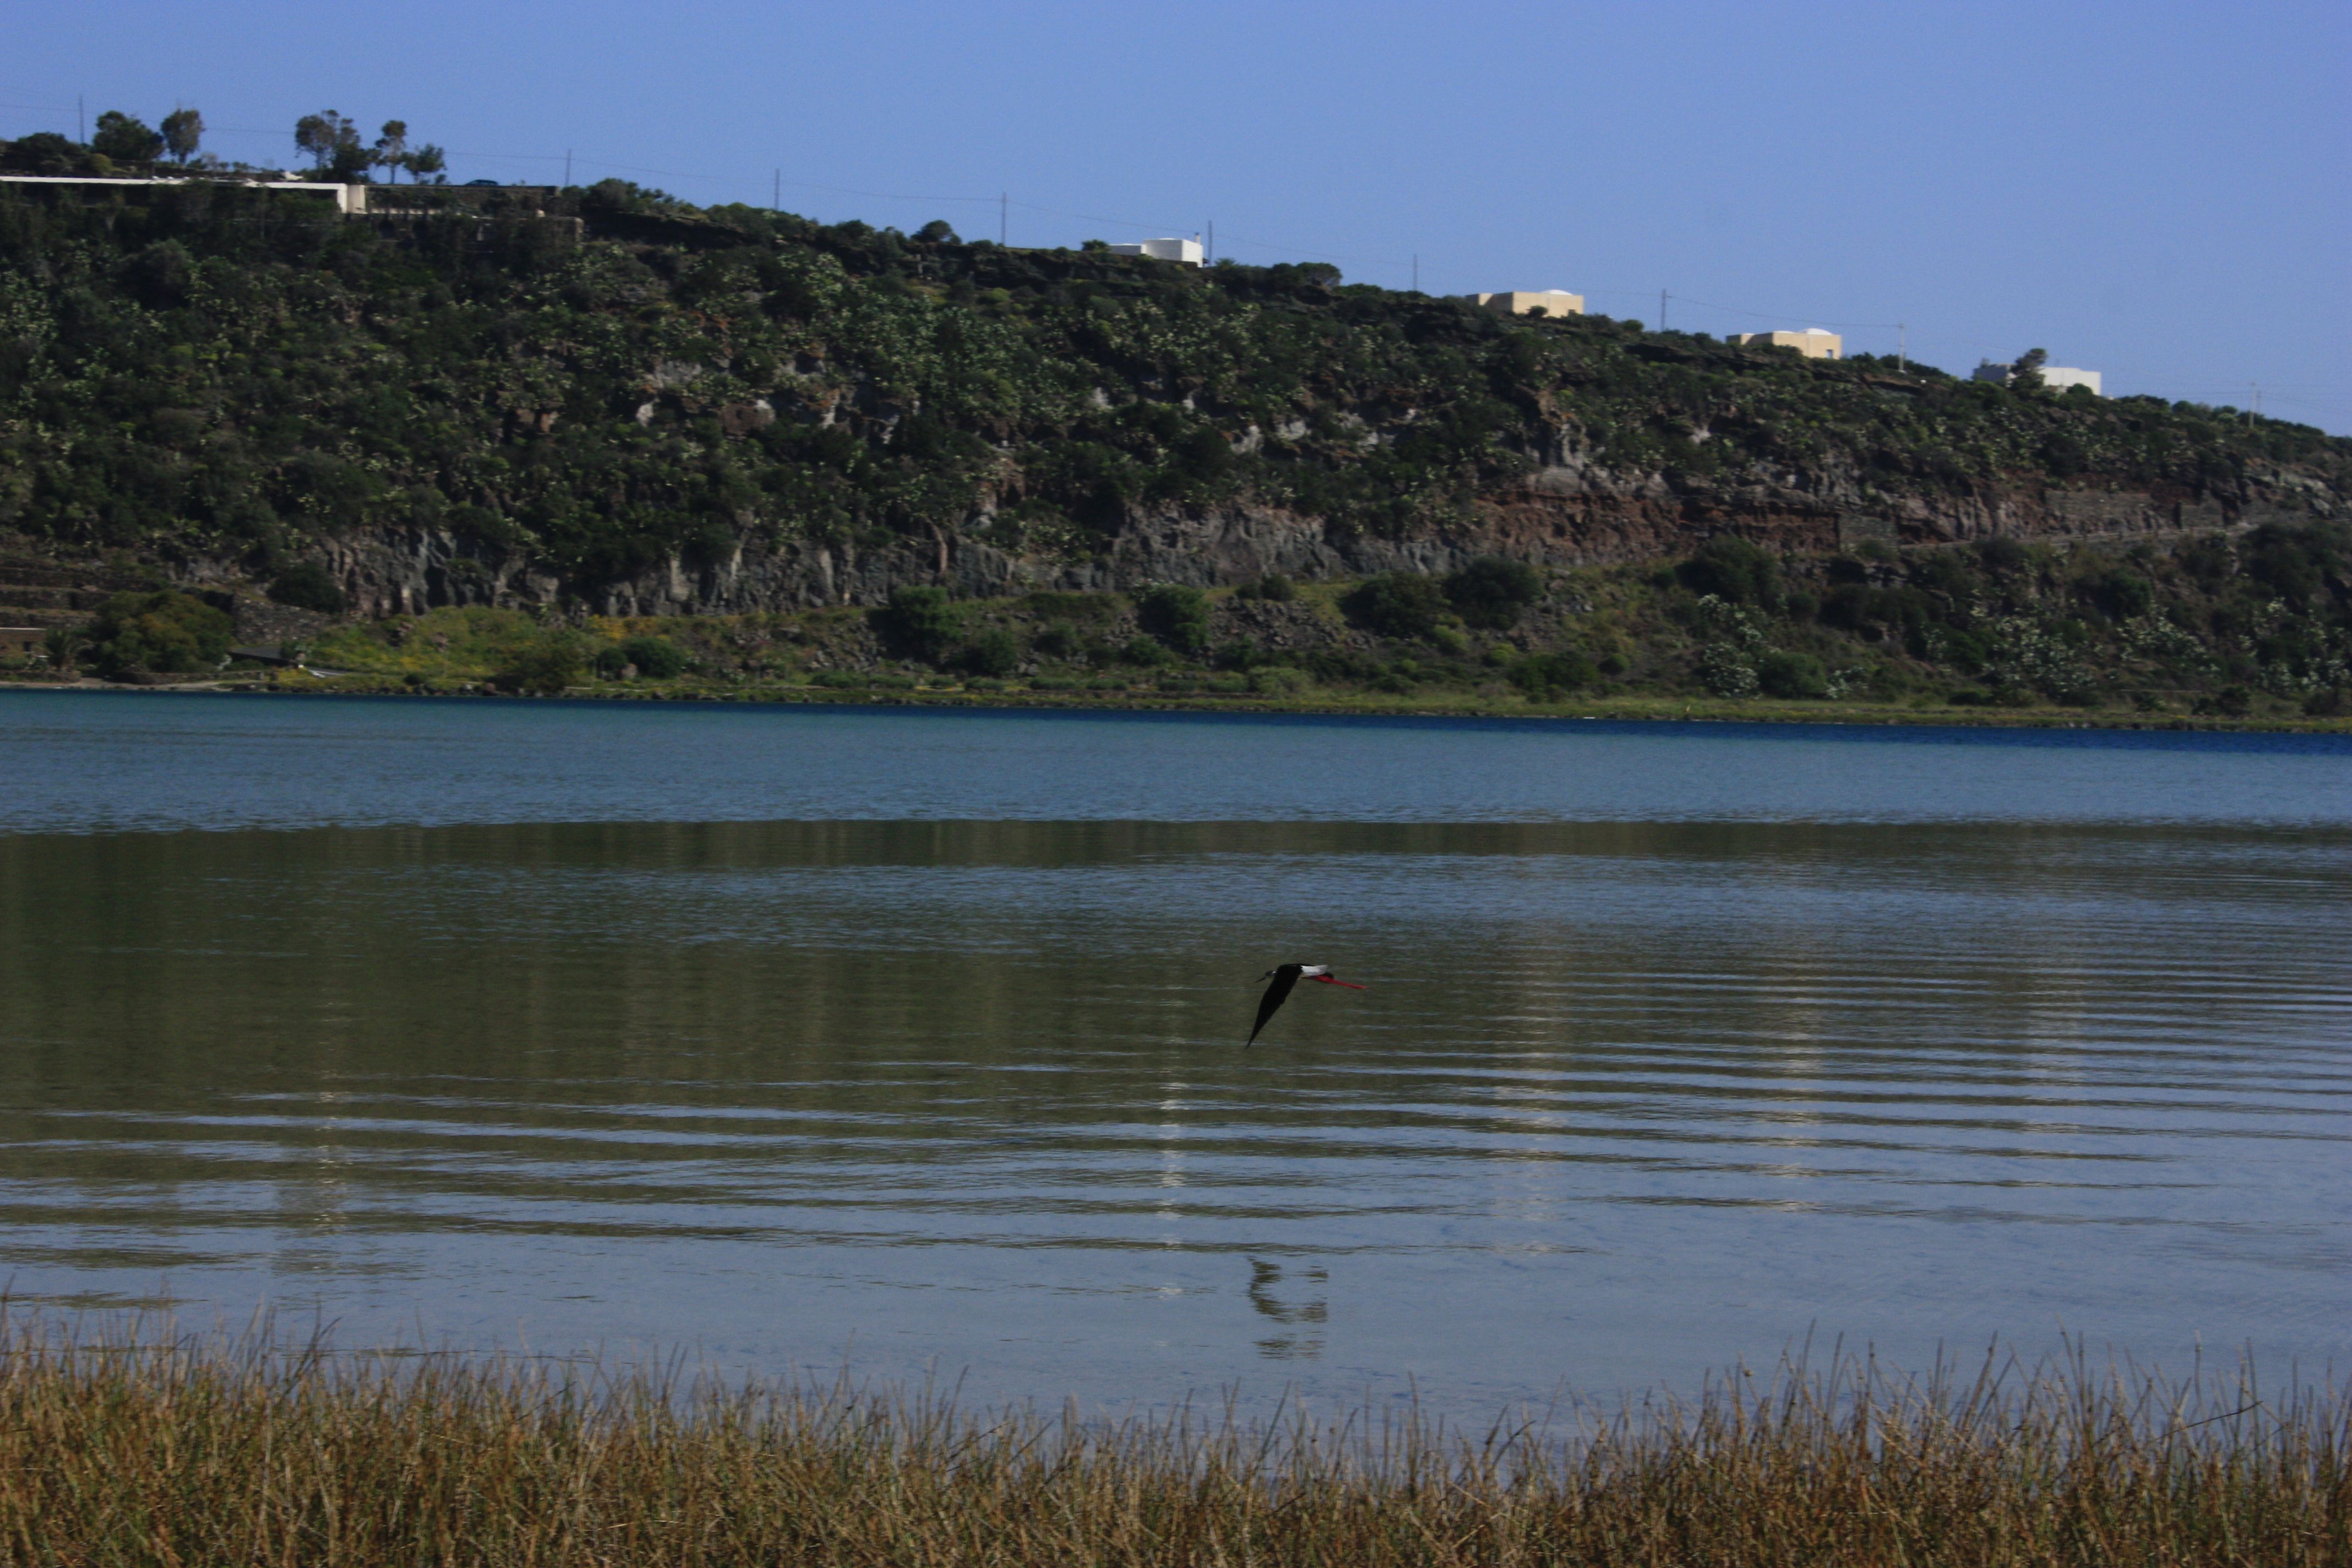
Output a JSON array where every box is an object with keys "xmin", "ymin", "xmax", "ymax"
[
  {"xmin": 11, "ymin": 531, "xmax": 2352, "ymax": 734},
  {"xmin": 0, "ymin": 1319, "xmax": 2339, "ymax": 1566}
]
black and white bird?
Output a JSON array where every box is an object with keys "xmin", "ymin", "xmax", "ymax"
[{"xmin": 1246, "ymin": 963, "xmax": 1365, "ymax": 1046}]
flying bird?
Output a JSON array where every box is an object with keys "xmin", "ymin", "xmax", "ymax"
[{"xmin": 1246, "ymin": 963, "xmax": 1365, "ymax": 1046}]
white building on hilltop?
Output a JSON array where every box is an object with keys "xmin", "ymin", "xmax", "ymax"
[
  {"xmin": 1738, "ymin": 329, "xmax": 1842, "ymax": 360},
  {"xmin": 1974, "ymin": 361, "xmax": 2103, "ymax": 395},
  {"xmin": 1108, "ymin": 237, "xmax": 1204, "ymax": 265}
]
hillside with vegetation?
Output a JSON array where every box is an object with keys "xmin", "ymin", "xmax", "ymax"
[{"xmin": 2, "ymin": 156, "xmax": 2348, "ymax": 721}]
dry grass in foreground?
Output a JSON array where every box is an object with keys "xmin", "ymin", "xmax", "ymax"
[{"xmin": 0, "ymin": 1316, "xmax": 2341, "ymax": 1567}]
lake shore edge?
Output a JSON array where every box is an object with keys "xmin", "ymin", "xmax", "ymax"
[{"xmin": 8, "ymin": 673, "xmax": 2352, "ymax": 736}]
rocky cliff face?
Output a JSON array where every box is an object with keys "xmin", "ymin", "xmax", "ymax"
[{"xmin": 248, "ymin": 456, "xmax": 2344, "ymax": 620}]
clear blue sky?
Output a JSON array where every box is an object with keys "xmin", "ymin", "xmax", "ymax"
[{"xmin": 9, "ymin": 1, "xmax": 2348, "ymax": 431}]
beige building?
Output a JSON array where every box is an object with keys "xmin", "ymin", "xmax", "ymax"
[
  {"xmin": 1473, "ymin": 290, "xmax": 1585, "ymax": 318},
  {"xmin": 1738, "ymin": 329, "xmax": 1842, "ymax": 360}
]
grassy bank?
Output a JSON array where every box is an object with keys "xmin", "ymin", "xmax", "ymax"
[{"xmin": 0, "ymin": 1320, "xmax": 2340, "ymax": 1566}]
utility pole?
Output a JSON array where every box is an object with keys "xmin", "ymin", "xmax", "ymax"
[
  {"xmin": 1412, "ymin": 253, "xmax": 1418, "ymax": 292},
  {"xmin": 1898, "ymin": 321, "xmax": 1907, "ymax": 372},
  {"xmin": 1660, "ymin": 288, "xmax": 1668, "ymax": 332},
  {"xmin": 1000, "ymin": 192, "xmax": 1008, "ymax": 247},
  {"xmin": 564, "ymin": 149, "xmax": 572, "ymax": 186},
  {"xmin": 78, "ymin": 95, "xmax": 85, "ymax": 143},
  {"xmin": 773, "ymin": 168, "xmax": 780, "ymax": 210},
  {"xmin": 1207, "ymin": 218, "xmax": 1214, "ymax": 264}
]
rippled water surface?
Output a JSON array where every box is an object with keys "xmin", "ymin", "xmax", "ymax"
[{"xmin": 1, "ymin": 692, "xmax": 2347, "ymax": 1413}]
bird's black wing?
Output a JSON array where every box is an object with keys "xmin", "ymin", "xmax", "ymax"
[{"xmin": 1247, "ymin": 967, "xmax": 1302, "ymax": 1046}]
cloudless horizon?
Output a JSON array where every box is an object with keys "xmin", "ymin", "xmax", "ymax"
[{"xmin": 8, "ymin": 1, "xmax": 2347, "ymax": 431}]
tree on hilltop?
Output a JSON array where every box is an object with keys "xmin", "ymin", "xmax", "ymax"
[
  {"xmin": 160, "ymin": 107, "xmax": 204, "ymax": 164},
  {"xmin": 0, "ymin": 131, "xmax": 83, "ymax": 174},
  {"xmin": 2012, "ymin": 347, "xmax": 2048, "ymax": 391},
  {"xmin": 92, "ymin": 111, "xmax": 164, "ymax": 166},
  {"xmin": 294, "ymin": 111, "xmax": 370, "ymax": 179},
  {"xmin": 373, "ymin": 120, "xmax": 408, "ymax": 179}
]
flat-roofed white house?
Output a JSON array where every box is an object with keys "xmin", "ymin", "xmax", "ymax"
[
  {"xmin": 1738, "ymin": 329, "xmax": 1842, "ymax": 360},
  {"xmin": 1974, "ymin": 361, "xmax": 2103, "ymax": 395},
  {"xmin": 1108, "ymin": 237, "xmax": 1204, "ymax": 265},
  {"xmin": 2038, "ymin": 366, "xmax": 2101, "ymax": 395},
  {"xmin": 1473, "ymin": 290, "xmax": 1585, "ymax": 318}
]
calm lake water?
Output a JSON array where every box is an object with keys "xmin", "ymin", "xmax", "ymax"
[{"xmin": 2, "ymin": 690, "xmax": 2348, "ymax": 1416}]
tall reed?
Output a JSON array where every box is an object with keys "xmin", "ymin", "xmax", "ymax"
[{"xmin": 0, "ymin": 1312, "xmax": 2339, "ymax": 1566}]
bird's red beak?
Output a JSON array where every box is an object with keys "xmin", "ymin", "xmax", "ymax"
[{"xmin": 1312, "ymin": 976, "xmax": 1366, "ymax": 989}]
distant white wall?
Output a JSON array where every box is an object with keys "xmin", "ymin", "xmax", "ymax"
[
  {"xmin": 0, "ymin": 173, "xmax": 367, "ymax": 214},
  {"xmin": 1108, "ymin": 237, "xmax": 1203, "ymax": 265},
  {"xmin": 1974, "ymin": 361, "xmax": 2102, "ymax": 395}
]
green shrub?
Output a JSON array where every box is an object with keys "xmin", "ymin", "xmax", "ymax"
[
  {"xmin": 86, "ymin": 590, "xmax": 233, "ymax": 677},
  {"xmin": 1756, "ymin": 650, "xmax": 1829, "ymax": 699},
  {"xmin": 2241, "ymin": 523, "xmax": 2345, "ymax": 603},
  {"xmin": 811, "ymin": 669, "xmax": 865, "ymax": 688},
  {"xmin": 1444, "ymin": 557, "xmax": 1542, "ymax": 629},
  {"xmin": 2089, "ymin": 570, "xmax": 2154, "ymax": 622},
  {"xmin": 624, "ymin": 636, "xmax": 689, "ymax": 678},
  {"xmin": 1977, "ymin": 536, "xmax": 2029, "ymax": 574},
  {"xmin": 1237, "ymin": 573, "xmax": 1296, "ymax": 602},
  {"xmin": 597, "ymin": 635, "xmax": 689, "ymax": 679},
  {"xmin": 961, "ymin": 628, "xmax": 1022, "ymax": 677},
  {"xmin": 494, "ymin": 632, "xmax": 589, "ymax": 695},
  {"xmin": 1512, "ymin": 651, "xmax": 1597, "ymax": 700},
  {"xmin": 1118, "ymin": 635, "xmax": 1170, "ymax": 667},
  {"xmin": 1341, "ymin": 574, "xmax": 1447, "ymax": 640},
  {"xmin": 1677, "ymin": 536, "xmax": 1782, "ymax": 609},
  {"xmin": 1908, "ymin": 551, "xmax": 1982, "ymax": 603},
  {"xmin": 266, "ymin": 562, "xmax": 347, "ymax": 616},
  {"xmin": 1133, "ymin": 584, "xmax": 1211, "ymax": 654},
  {"xmin": 874, "ymin": 586, "xmax": 961, "ymax": 662},
  {"xmin": 1034, "ymin": 622, "xmax": 1082, "ymax": 658},
  {"xmin": 1249, "ymin": 665, "xmax": 1309, "ymax": 695}
]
